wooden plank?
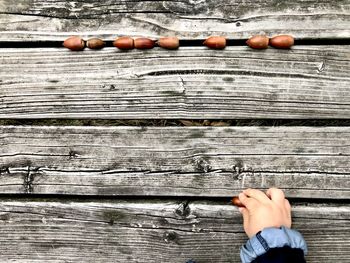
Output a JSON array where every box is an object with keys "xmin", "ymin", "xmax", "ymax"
[
  {"xmin": 0, "ymin": 0, "xmax": 349, "ymax": 41},
  {"xmin": 1, "ymin": 46, "xmax": 350, "ymax": 119},
  {"xmin": 1, "ymin": 126, "xmax": 349, "ymax": 198},
  {"xmin": 0, "ymin": 199, "xmax": 348, "ymax": 262}
]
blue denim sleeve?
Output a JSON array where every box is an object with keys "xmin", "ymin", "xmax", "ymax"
[{"xmin": 240, "ymin": 226, "xmax": 307, "ymax": 263}]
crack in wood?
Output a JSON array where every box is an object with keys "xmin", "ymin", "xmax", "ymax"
[
  {"xmin": 179, "ymin": 77, "xmax": 186, "ymax": 94},
  {"xmin": 23, "ymin": 166, "xmax": 34, "ymax": 194},
  {"xmin": 0, "ymin": 208, "xmax": 242, "ymax": 233},
  {"xmin": 135, "ymin": 68, "xmax": 347, "ymax": 82},
  {"xmin": 0, "ymin": 10, "xmax": 172, "ymax": 20},
  {"xmin": 3, "ymin": 166, "xmax": 350, "ymax": 176}
]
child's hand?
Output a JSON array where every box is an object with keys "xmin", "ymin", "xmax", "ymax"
[{"xmin": 238, "ymin": 188, "xmax": 292, "ymax": 238}]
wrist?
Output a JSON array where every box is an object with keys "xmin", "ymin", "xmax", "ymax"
[{"xmin": 240, "ymin": 226, "xmax": 307, "ymax": 263}]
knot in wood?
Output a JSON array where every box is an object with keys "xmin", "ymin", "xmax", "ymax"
[
  {"xmin": 317, "ymin": 61, "xmax": 326, "ymax": 73},
  {"xmin": 175, "ymin": 201, "xmax": 191, "ymax": 218},
  {"xmin": 68, "ymin": 150, "xmax": 80, "ymax": 159},
  {"xmin": 0, "ymin": 167, "xmax": 10, "ymax": 175},
  {"xmin": 163, "ymin": 231, "xmax": 178, "ymax": 243},
  {"xmin": 102, "ymin": 84, "xmax": 116, "ymax": 91},
  {"xmin": 194, "ymin": 157, "xmax": 211, "ymax": 173}
]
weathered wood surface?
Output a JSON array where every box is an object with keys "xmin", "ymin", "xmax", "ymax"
[
  {"xmin": 0, "ymin": 0, "xmax": 349, "ymax": 41},
  {"xmin": 0, "ymin": 200, "xmax": 348, "ymax": 262},
  {"xmin": 1, "ymin": 46, "xmax": 350, "ymax": 119},
  {"xmin": 1, "ymin": 126, "xmax": 349, "ymax": 198}
]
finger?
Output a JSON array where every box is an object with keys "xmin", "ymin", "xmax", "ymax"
[
  {"xmin": 266, "ymin": 188, "xmax": 286, "ymax": 205},
  {"xmin": 239, "ymin": 207, "xmax": 250, "ymax": 231},
  {"xmin": 284, "ymin": 199, "xmax": 291, "ymax": 212},
  {"xmin": 284, "ymin": 199, "xmax": 292, "ymax": 226},
  {"xmin": 238, "ymin": 193, "xmax": 258, "ymax": 210},
  {"xmin": 231, "ymin": 196, "xmax": 245, "ymax": 207},
  {"xmin": 243, "ymin": 188, "xmax": 270, "ymax": 204}
]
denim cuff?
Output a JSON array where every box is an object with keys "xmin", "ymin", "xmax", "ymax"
[{"xmin": 240, "ymin": 226, "xmax": 307, "ymax": 263}]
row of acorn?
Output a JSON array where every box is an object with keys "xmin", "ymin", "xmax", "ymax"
[{"xmin": 63, "ymin": 35, "xmax": 294, "ymax": 51}]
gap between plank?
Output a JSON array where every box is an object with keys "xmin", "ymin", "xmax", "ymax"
[
  {"xmin": 1, "ymin": 119, "xmax": 350, "ymax": 126},
  {"xmin": 0, "ymin": 194, "xmax": 348, "ymax": 204},
  {"xmin": 0, "ymin": 38, "xmax": 350, "ymax": 48}
]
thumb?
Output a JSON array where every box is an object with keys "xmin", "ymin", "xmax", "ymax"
[{"xmin": 239, "ymin": 207, "xmax": 249, "ymax": 231}]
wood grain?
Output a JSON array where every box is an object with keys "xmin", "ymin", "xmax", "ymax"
[
  {"xmin": 0, "ymin": 0, "xmax": 349, "ymax": 41},
  {"xmin": 1, "ymin": 46, "xmax": 350, "ymax": 119},
  {"xmin": 0, "ymin": 199, "xmax": 348, "ymax": 262},
  {"xmin": 1, "ymin": 126, "xmax": 349, "ymax": 198}
]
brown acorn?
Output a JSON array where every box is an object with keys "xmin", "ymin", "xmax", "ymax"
[
  {"xmin": 134, "ymin": 38, "xmax": 155, "ymax": 49},
  {"xmin": 157, "ymin": 37, "xmax": 179, "ymax": 49},
  {"xmin": 203, "ymin": 36, "xmax": 226, "ymax": 49},
  {"xmin": 63, "ymin": 36, "xmax": 85, "ymax": 51},
  {"xmin": 231, "ymin": 196, "xmax": 245, "ymax": 207},
  {"xmin": 269, "ymin": 35, "xmax": 294, "ymax": 49},
  {"xmin": 87, "ymin": 38, "xmax": 105, "ymax": 49},
  {"xmin": 113, "ymin": 36, "xmax": 134, "ymax": 50},
  {"xmin": 246, "ymin": 35, "xmax": 269, "ymax": 49}
]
